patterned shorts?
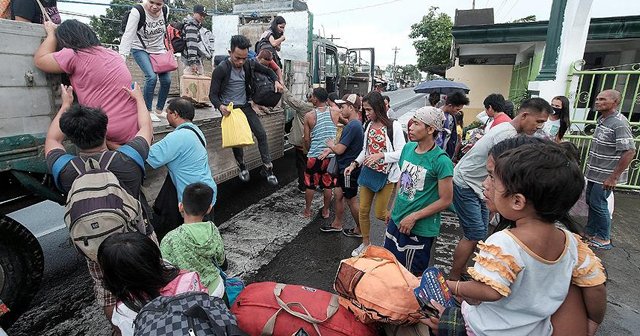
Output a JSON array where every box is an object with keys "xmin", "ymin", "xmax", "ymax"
[{"xmin": 304, "ymin": 157, "xmax": 336, "ymax": 189}]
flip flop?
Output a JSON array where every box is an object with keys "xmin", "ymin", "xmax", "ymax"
[{"xmin": 588, "ymin": 239, "xmax": 613, "ymax": 250}]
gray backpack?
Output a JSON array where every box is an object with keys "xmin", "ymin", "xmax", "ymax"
[
  {"xmin": 63, "ymin": 151, "xmax": 144, "ymax": 261},
  {"xmin": 134, "ymin": 291, "xmax": 246, "ymax": 336}
]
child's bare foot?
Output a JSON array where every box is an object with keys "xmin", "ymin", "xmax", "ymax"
[{"xmin": 302, "ymin": 209, "xmax": 312, "ymax": 218}]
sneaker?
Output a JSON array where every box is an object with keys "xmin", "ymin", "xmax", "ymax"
[
  {"xmin": 238, "ymin": 164, "xmax": 250, "ymax": 182},
  {"xmin": 155, "ymin": 110, "xmax": 168, "ymax": 119},
  {"xmin": 149, "ymin": 112, "xmax": 161, "ymax": 122},
  {"xmin": 342, "ymin": 228, "xmax": 362, "ymax": 238},
  {"xmin": 351, "ymin": 243, "xmax": 370, "ymax": 257},
  {"xmin": 261, "ymin": 166, "xmax": 278, "ymax": 186},
  {"xmin": 320, "ymin": 225, "xmax": 342, "ymax": 233}
]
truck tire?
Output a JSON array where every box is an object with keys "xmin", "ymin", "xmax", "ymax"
[{"xmin": 0, "ymin": 215, "xmax": 44, "ymax": 328}]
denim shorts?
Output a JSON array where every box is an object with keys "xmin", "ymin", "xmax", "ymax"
[{"xmin": 453, "ymin": 182, "xmax": 489, "ymax": 241}]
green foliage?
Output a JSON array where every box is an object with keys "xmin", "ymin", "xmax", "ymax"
[
  {"xmin": 409, "ymin": 6, "xmax": 453, "ymax": 74},
  {"xmin": 511, "ymin": 15, "xmax": 536, "ymax": 23},
  {"xmin": 89, "ymin": 0, "xmax": 136, "ymax": 45}
]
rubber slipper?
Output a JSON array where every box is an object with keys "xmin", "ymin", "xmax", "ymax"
[{"xmin": 588, "ymin": 239, "xmax": 613, "ymax": 250}]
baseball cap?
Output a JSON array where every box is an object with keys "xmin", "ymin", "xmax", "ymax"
[
  {"xmin": 413, "ymin": 106, "xmax": 444, "ymax": 131},
  {"xmin": 193, "ymin": 4, "xmax": 208, "ymax": 16},
  {"xmin": 334, "ymin": 93, "xmax": 362, "ymax": 110}
]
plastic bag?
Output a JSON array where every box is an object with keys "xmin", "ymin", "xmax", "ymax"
[{"xmin": 221, "ymin": 102, "xmax": 254, "ymax": 148}]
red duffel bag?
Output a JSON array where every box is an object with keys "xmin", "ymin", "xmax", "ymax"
[{"xmin": 231, "ymin": 282, "xmax": 378, "ymax": 336}]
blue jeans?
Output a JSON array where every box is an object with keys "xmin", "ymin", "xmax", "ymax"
[
  {"xmin": 585, "ymin": 181, "xmax": 612, "ymax": 240},
  {"xmin": 131, "ymin": 49, "xmax": 171, "ymax": 111},
  {"xmin": 453, "ymin": 182, "xmax": 489, "ymax": 241}
]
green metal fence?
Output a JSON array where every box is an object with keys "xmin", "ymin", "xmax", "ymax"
[
  {"xmin": 565, "ymin": 61, "xmax": 640, "ymax": 189},
  {"xmin": 509, "ymin": 59, "xmax": 532, "ymax": 104}
]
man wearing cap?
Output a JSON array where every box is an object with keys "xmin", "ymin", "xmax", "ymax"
[
  {"xmin": 320, "ymin": 94, "xmax": 364, "ymax": 236},
  {"xmin": 383, "ymin": 106, "xmax": 454, "ymax": 276},
  {"xmin": 182, "ymin": 4, "xmax": 208, "ymax": 75}
]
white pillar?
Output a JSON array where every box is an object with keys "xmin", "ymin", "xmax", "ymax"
[{"xmin": 528, "ymin": 0, "xmax": 594, "ymax": 102}]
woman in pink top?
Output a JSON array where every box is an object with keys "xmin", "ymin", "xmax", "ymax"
[{"xmin": 35, "ymin": 20, "xmax": 139, "ymax": 147}]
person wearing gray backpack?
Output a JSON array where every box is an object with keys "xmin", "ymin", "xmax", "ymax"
[{"xmin": 45, "ymin": 83, "xmax": 154, "ymax": 326}]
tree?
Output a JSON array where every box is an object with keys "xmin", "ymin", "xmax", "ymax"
[
  {"xmin": 409, "ymin": 6, "xmax": 453, "ymax": 74},
  {"xmin": 89, "ymin": 0, "xmax": 136, "ymax": 45},
  {"xmin": 511, "ymin": 15, "xmax": 536, "ymax": 23}
]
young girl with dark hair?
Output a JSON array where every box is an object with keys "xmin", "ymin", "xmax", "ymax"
[
  {"xmin": 425, "ymin": 142, "xmax": 607, "ymax": 336},
  {"xmin": 543, "ymin": 95, "xmax": 571, "ymax": 141},
  {"xmin": 34, "ymin": 20, "xmax": 141, "ymax": 147},
  {"xmin": 344, "ymin": 91, "xmax": 406, "ymax": 257},
  {"xmin": 98, "ymin": 232, "xmax": 208, "ymax": 336},
  {"xmin": 256, "ymin": 16, "xmax": 286, "ymax": 68}
]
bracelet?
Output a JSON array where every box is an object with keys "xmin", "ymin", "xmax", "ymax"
[{"xmin": 455, "ymin": 280, "xmax": 461, "ymax": 296}]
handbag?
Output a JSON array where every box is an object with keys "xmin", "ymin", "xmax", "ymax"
[
  {"xmin": 357, "ymin": 166, "xmax": 388, "ymax": 193},
  {"xmin": 149, "ymin": 33, "xmax": 178, "ymax": 73},
  {"xmin": 150, "ymin": 51, "xmax": 178, "ymax": 73}
]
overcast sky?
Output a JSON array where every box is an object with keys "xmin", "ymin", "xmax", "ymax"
[{"xmin": 58, "ymin": 0, "xmax": 640, "ymax": 67}]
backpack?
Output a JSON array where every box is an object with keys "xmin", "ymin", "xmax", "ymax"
[
  {"xmin": 134, "ymin": 291, "xmax": 246, "ymax": 336},
  {"xmin": 333, "ymin": 245, "xmax": 422, "ymax": 324},
  {"xmin": 120, "ymin": 4, "xmax": 168, "ymax": 47},
  {"xmin": 63, "ymin": 152, "xmax": 145, "ymax": 261},
  {"xmin": 167, "ymin": 21, "xmax": 186, "ymax": 53},
  {"xmin": 250, "ymin": 61, "xmax": 282, "ymax": 107},
  {"xmin": 198, "ymin": 27, "xmax": 214, "ymax": 59}
]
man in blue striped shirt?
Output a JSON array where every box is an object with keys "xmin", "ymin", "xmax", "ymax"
[{"xmin": 584, "ymin": 89, "xmax": 636, "ymax": 250}]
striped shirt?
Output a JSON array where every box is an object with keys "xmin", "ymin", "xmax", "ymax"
[
  {"xmin": 585, "ymin": 112, "xmax": 635, "ymax": 184},
  {"xmin": 308, "ymin": 107, "xmax": 337, "ymax": 158}
]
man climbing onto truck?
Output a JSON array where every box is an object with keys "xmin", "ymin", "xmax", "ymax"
[{"xmin": 209, "ymin": 35, "xmax": 283, "ymax": 186}]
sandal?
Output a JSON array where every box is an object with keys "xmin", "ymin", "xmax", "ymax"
[{"xmin": 588, "ymin": 239, "xmax": 613, "ymax": 250}]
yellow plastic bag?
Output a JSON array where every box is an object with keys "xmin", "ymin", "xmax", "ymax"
[{"xmin": 221, "ymin": 103, "xmax": 255, "ymax": 148}]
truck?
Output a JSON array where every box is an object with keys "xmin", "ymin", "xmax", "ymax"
[{"xmin": 0, "ymin": 1, "xmax": 375, "ymax": 326}]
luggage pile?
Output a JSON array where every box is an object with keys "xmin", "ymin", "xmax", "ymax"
[{"xmin": 133, "ymin": 245, "xmax": 433, "ymax": 336}]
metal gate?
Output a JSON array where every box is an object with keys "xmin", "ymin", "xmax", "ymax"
[
  {"xmin": 509, "ymin": 59, "xmax": 532, "ymax": 105},
  {"xmin": 565, "ymin": 61, "xmax": 640, "ymax": 189}
]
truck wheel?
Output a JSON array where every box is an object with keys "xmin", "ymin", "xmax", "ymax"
[{"xmin": 0, "ymin": 215, "xmax": 44, "ymax": 328}]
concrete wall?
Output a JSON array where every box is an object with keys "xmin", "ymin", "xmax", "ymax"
[{"xmin": 446, "ymin": 59, "xmax": 513, "ymax": 126}]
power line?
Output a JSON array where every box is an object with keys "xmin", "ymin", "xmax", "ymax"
[
  {"xmin": 501, "ymin": 0, "xmax": 519, "ymax": 22},
  {"xmin": 315, "ymin": 0, "xmax": 405, "ymax": 16}
]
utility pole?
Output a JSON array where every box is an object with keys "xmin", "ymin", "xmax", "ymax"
[
  {"xmin": 391, "ymin": 46, "xmax": 400, "ymax": 82},
  {"xmin": 472, "ymin": 0, "xmax": 476, "ymax": 9}
]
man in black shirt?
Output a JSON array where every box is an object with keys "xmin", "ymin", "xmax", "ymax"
[{"xmin": 209, "ymin": 35, "xmax": 283, "ymax": 186}]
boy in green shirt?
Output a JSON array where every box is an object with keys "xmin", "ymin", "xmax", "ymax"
[
  {"xmin": 384, "ymin": 106, "xmax": 454, "ymax": 275},
  {"xmin": 160, "ymin": 183, "xmax": 227, "ymax": 297}
]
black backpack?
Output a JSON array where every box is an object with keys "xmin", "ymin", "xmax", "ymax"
[
  {"xmin": 250, "ymin": 62, "xmax": 282, "ymax": 107},
  {"xmin": 120, "ymin": 4, "xmax": 168, "ymax": 47},
  {"xmin": 134, "ymin": 292, "xmax": 246, "ymax": 336}
]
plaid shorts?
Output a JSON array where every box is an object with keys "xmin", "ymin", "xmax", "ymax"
[{"xmin": 87, "ymin": 231, "xmax": 158, "ymax": 307}]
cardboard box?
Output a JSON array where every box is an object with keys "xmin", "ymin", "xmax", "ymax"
[{"xmin": 180, "ymin": 75, "xmax": 211, "ymax": 104}]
